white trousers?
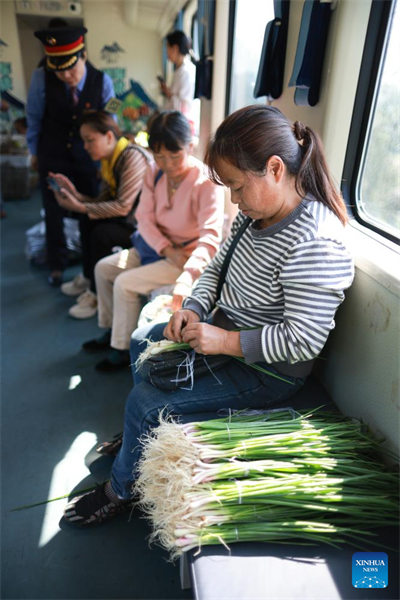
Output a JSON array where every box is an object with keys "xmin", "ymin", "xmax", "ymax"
[{"xmin": 95, "ymin": 248, "xmax": 182, "ymax": 350}]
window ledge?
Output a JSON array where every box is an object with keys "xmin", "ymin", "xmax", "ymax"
[{"xmin": 348, "ymin": 219, "xmax": 400, "ymax": 298}]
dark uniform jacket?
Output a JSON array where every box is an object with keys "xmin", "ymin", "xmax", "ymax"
[{"xmin": 38, "ymin": 62, "xmax": 104, "ymax": 175}]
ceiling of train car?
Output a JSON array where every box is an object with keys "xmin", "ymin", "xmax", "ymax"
[
  {"xmin": 15, "ymin": 1, "xmax": 189, "ymax": 36},
  {"xmin": 125, "ymin": 0, "xmax": 189, "ymax": 34}
]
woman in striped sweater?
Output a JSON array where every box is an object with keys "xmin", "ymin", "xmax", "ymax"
[
  {"xmin": 63, "ymin": 105, "xmax": 355, "ymax": 527},
  {"xmin": 50, "ymin": 110, "xmax": 151, "ymax": 318}
]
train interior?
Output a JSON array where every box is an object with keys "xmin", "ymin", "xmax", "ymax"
[{"xmin": 1, "ymin": 0, "xmax": 399, "ymax": 599}]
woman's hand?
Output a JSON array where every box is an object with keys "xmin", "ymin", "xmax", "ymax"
[
  {"xmin": 171, "ymin": 294, "xmax": 184, "ymax": 312},
  {"xmin": 171, "ymin": 280, "xmax": 192, "ymax": 312},
  {"xmin": 182, "ymin": 323, "xmax": 243, "ymax": 356},
  {"xmin": 160, "ymin": 81, "xmax": 171, "ymax": 98},
  {"xmin": 48, "ymin": 172, "xmax": 78, "ymax": 197},
  {"xmin": 164, "ymin": 309, "xmax": 200, "ymax": 342},
  {"xmin": 163, "ymin": 246, "xmax": 191, "ymax": 269},
  {"xmin": 53, "ymin": 188, "xmax": 87, "ymax": 214}
]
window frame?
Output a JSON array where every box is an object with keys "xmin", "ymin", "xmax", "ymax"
[
  {"xmin": 224, "ymin": 0, "xmax": 237, "ymax": 117},
  {"xmin": 224, "ymin": 0, "xmax": 276, "ymax": 117},
  {"xmin": 341, "ymin": 0, "xmax": 399, "ymax": 245},
  {"xmin": 190, "ymin": 11, "xmax": 199, "ymax": 60}
]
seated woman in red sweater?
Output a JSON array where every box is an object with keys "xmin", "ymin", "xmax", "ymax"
[{"xmin": 82, "ymin": 111, "xmax": 225, "ymax": 372}]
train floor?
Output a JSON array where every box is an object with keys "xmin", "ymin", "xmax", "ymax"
[{"xmin": 1, "ymin": 191, "xmax": 190, "ymax": 600}]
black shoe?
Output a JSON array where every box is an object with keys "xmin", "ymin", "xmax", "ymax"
[
  {"xmin": 95, "ymin": 349, "xmax": 131, "ymax": 373},
  {"xmin": 63, "ymin": 482, "xmax": 132, "ymax": 528},
  {"xmin": 48, "ymin": 271, "xmax": 63, "ymax": 287},
  {"xmin": 82, "ymin": 330, "xmax": 112, "ymax": 352}
]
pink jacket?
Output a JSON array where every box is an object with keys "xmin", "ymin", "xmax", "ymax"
[{"xmin": 136, "ymin": 156, "xmax": 224, "ymax": 282}]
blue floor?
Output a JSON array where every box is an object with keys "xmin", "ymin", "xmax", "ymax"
[{"xmin": 1, "ymin": 192, "xmax": 190, "ymax": 600}]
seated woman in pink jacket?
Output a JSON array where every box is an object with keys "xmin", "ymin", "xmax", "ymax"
[{"xmin": 82, "ymin": 111, "xmax": 225, "ymax": 372}]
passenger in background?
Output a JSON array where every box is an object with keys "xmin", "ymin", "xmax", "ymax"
[
  {"xmin": 82, "ymin": 111, "xmax": 224, "ymax": 372},
  {"xmin": 63, "ymin": 105, "xmax": 354, "ymax": 526},
  {"xmin": 27, "ymin": 26, "xmax": 114, "ymax": 287},
  {"xmin": 159, "ymin": 30, "xmax": 196, "ymax": 125},
  {"xmin": 50, "ymin": 110, "xmax": 151, "ymax": 319}
]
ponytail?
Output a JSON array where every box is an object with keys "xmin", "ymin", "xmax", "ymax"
[
  {"xmin": 206, "ymin": 105, "xmax": 348, "ymax": 226},
  {"xmin": 293, "ymin": 121, "xmax": 348, "ymax": 225}
]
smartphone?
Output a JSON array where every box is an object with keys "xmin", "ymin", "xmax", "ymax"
[
  {"xmin": 157, "ymin": 75, "xmax": 165, "ymax": 84},
  {"xmin": 47, "ymin": 176, "xmax": 61, "ymax": 194}
]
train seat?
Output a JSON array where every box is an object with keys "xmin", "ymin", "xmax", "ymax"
[{"xmin": 178, "ymin": 375, "xmax": 399, "ymax": 600}]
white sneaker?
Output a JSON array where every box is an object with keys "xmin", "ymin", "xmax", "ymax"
[
  {"xmin": 69, "ymin": 291, "xmax": 98, "ymax": 319},
  {"xmin": 61, "ymin": 273, "xmax": 91, "ymax": 297}
]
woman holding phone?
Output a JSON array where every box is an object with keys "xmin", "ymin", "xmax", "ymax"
[
  {"xmin": 50, "ymin": 110, "xmax": 150, "ymax": 319},
  {"xmin": 159, "ymin": 30, "xmax": 196, "ymax": 124},
  {"xmin": 82, "ymin": 110, "xmax": 224, "ymax": 372}
]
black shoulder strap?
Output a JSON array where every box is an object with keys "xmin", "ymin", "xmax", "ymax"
[
  {"xmin": 154, "ymin": 169, "xmax": 163, "ymax": 187},
  {"xmin": 129, "ymin": 167, "xmax": 163, "ymax": 214},
  {"xmin": 215, "ymin": 216, "xmax": 251, "ymax": 303}
]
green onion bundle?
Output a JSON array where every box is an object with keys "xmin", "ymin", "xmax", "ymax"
[{"xmin": 134, "ymin": 409, "xmax": 399, "ymax": 560}]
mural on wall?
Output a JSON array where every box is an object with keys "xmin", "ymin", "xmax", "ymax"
[
  {"xmin": 103, "ymin": 67, "xmax": 126, "ymax": 96},
  {"xmin": 101, "ymin": 42, "xmax": 125, "ymax": 64},
  {"xmin": 0, "ymin": 62, "xmax": 13, "ymax": 92},
  {"xmin": 116, "ymin": 80, "xmax": 158, "ymax": 135},
  {"xmin": 0, "ymin": 39, "xmax": 13, "ymax": 93}
]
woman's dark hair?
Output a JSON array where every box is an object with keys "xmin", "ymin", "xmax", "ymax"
[
  {"xmin": 205, "ymin": 105, "xmax": 348, "ymax": 225},
  {"xmin": 148, "ymin": 111, "xmax": 192, "ymax": 153},
  {"xmin": 80, "ymin": 110, "xmax": 122, "ymax": 139},
  {"xmin": 166, "ymin": 30, "xmax": 191, "ymax": 55}
]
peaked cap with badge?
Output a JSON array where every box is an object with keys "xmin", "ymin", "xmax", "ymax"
[{"xmin": 34, "ymin": 26, "xmax": 87, "ymax": 71}]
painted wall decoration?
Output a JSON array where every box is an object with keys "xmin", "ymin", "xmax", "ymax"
[
  {"xmin": 116, "ymin": 79, "xmax": 158, "ymax": 135},
  {"xmin": 0, "ymin": 62, "xmax": 13, "ymax": 92},
  {"xmin": 103, "ymin": 67, "xmax": 126, "ymax": 96},
  {"xmin": 101, "ymin": 42, "xmax": 125, "ymax": 64}
]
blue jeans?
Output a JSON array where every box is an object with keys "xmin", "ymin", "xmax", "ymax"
[{"xmin": 111, "ymin": 323, "xmax": 306, "ymax": 498}]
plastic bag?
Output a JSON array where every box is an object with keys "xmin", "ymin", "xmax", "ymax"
[{"xmin": 25, "ymin": 217, "xmax": 81, "ymax": 264}]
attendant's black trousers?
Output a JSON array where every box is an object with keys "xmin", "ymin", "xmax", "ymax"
[
  {"xmin": 79, "ymin": 217, "xmax": 134, "ymax": 292},
  {"xmin": 39, "ymin": 166, "xmax": 99, "ymax": 272}
]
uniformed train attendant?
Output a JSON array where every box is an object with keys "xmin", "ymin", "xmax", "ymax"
[{"xmin": 26, "ymin": 26, "xmax": 115, "ymax": 286}]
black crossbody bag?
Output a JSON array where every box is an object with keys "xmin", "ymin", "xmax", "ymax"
[{"xmin": 139, "ymin": 217, "xmax": 252, "ymax": 391}]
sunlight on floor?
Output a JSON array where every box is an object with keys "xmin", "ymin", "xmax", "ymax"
[
  {"xmin": 68, "ymin": 375, "xmax": 82, "ymax": 390},
  {"xmin": 38, "ymin": 431, "xmax": 97, "ymax": 548}
]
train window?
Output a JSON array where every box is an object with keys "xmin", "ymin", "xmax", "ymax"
[
  {"xmin": 226, "ymin": 0, "xmax": 275, "ymax": 114},
  {"xmin": 191, "ymin": 12, "xmax": 199, "ymax": 61},
  {"xmin": 343, "ymin": 0, "xmax": 400, "ymax": 243},
  {"xmin": 357, "ymin": 0, "xmax": 399, "ymax": 239}
]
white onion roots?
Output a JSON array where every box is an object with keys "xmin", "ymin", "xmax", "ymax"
[{"xmin": 134, "ymin": 414, "xmax": 201, "ymax": 558}]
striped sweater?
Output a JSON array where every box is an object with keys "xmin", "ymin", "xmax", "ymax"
[
  {"xmin": 183, "ymin": 198, "xmax": 354, "ymax": 373},
  {"xmin": 83, "ymin": 145, "xmax": 151, "ymax": 220}
]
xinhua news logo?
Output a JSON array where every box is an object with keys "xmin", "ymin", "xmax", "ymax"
[{"xmin": 352, "ymin": 552, "xmax": 388, "ymax": 588}]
